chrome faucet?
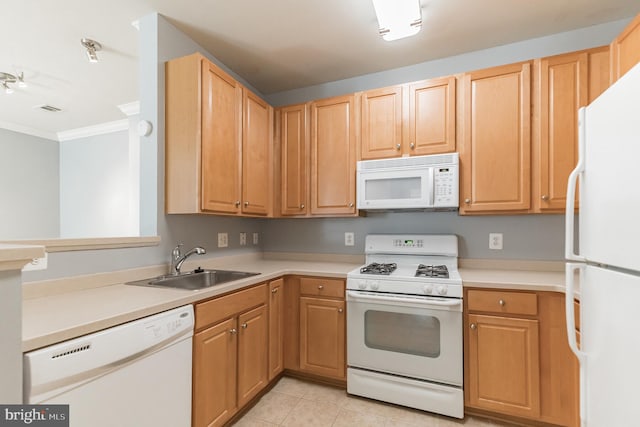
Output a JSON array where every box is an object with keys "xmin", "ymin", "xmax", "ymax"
[{"xmin": 171, "ymin": 244, "xmax": 206, "ymax": 275}]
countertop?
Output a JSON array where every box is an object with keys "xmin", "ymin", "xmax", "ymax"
[{"xmin": 22, "ymin": 254, "xmax": 568, "ymax": 352}]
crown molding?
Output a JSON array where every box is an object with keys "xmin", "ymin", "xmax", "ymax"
[{"xmin": 57, "ymin": 119, "xmax": 129, "ymax": 142}]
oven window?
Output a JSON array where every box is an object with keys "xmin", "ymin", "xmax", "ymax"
[
  {"xmin": 365, "ymin": 177, "xmax": 421, "ymax": 200},
  {"xmin": 364, "ymin": 310, "xmax": 440, "ymax": 357}
]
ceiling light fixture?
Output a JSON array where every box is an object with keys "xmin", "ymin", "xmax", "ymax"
[
  {"xmin": 372, "ymin": 0, "xmax": 422, "ymax": 41},
  {"xmin": 0, "ymin": 72, "xmax": 26, "ymax": 94},
  {"xmin": 81, "ymin": 38, "xmax": 102, "ymax": 63}
]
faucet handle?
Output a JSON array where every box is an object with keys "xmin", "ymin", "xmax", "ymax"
[{"xmin": 172, "ymin": 243, "xmax": 183, "ymax": 259}]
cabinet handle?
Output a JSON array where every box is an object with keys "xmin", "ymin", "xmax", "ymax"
[
  {"xmin": 300, "ymin": 204, "xmax": 305, "ymax": 209},
  {"xmin": 317, "ymin": 285, "xmax": 324, "ymax": 290},
  {"xmin": 464, "ymin": 198, "xmax": 471, "ymax": 204},
  {"xmin": 410, "ymin": 143, "xmax": 415, "ymax": 149},
  {"xmin": 470, "ymin": 323, "xmax": 477, "ymax": 330},
  {"xmin": 244, "ymin": 201, "xmax": 249, "ymax": 207},
  {"xmin": 235, "ymin": 201, "xmax": 240, "ymax": 207},
  {"xmin": 541, "ymin": 195, "xmax": 549, "ymax": 201},
  {"xmin": 395, "ymin": 143, "xmax": 401, "ymax": 150},
  {"xmin": 338, "ymin": 308, "xmax": 344, "ymax": 313},
  {"xmin": 241, "ymin": 323, "xmax": 248, "ymax": 329},
  {"xmin": 271, "ymin": 288, "xmax": 278, "ymax": 294},
  {"xmin": 229, "ymin": 328, "xmax": 237, "ymax": 335},
  {"xmin": 349, "ymin": 203, "xmax": 354, "ymax": 208},
  {"xmin": 499, "ymin": 299, "xmax": 506, "ymax": 306}
]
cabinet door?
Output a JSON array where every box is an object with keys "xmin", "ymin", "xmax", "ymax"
[
  {"xmin": 237, "ymin": 304, "xmax": 268, "ymax": 408},
  {"xmin": 279, "ymin": 104, "xmax": 308, "ymax": 216},
  {"xmin": 534, "ymin": 52, "xmax": 587, "ymax": 212},
  {"xmin": 408, "ymin": 76, "xmax": 456, "ymax": 155},
  {"xmin": 467, "ymin": 314, "xmax": 540, "ymax": 419},
  {"xmin": 201, "ymin": 60, "xmax": 242, "ymax": 214},
  {"xmin": 268, "ymin": 278, "xmax": 284, "ymax": 380},
  {"xmin": 310, "ymin": 95, "xmax": 357, "ymax": 215},
  {"xmin": 588, "ymin": 46, "xmax": 610, "ymax": 103},
  {"xmin": 242, "ymin": 90, "xmax": 272, "ymax": 215},
  {"xmin": 299, "ymin": 297, "xmax": 346, "ymax": 379},
  {"xmin": 360, "ymin": 86, "xmax": 403, "ymax": 160},
  {"xmin": 460, "ymin": 62, "xmax": 531, "ymax": 214},
  {"xmin": 610, "ymin": 13, "xmax": 640, "ymax": 82},
  {"xmin": 193, "ymin": 317, "xmax": 237, "ymax": 427}
]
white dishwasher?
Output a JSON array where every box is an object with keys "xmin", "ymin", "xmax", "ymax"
[{"xmin": 24, "ymin": 305, "xmax": 194, "ymax": 427}]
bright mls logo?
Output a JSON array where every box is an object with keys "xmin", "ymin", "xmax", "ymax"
[{"xmin": 0, "ymin": 405, "xmax": 68, "ymax": 426}]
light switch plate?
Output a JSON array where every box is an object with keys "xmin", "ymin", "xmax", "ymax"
[{"xmin": 253, "ymin": 232, "xmax": 259, "ymax": 245}]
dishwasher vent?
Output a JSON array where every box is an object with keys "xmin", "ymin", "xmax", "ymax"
[{"xmin": 51, "ymin": 343, "xmax": 91, "ymax": 359}]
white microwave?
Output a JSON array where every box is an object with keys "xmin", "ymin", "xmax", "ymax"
[{"xmin": 356, "ymin": 153, "xmax": 459, "ymax": 211}]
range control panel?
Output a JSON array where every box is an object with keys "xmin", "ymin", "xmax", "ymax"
[{"xmin": 393, "ymin": 239, "xmax": 424, "ymax": 248}]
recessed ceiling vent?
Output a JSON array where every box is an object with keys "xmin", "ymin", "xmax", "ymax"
[{"xmin": 36, "ymin": 104, "xmax": 62, "ymax": 112}]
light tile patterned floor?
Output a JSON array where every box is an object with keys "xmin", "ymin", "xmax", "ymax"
[{"xmin": 233, "ymin": 377, "xmax": 516, "ymax": 427}]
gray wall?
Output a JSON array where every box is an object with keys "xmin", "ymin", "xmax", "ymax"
[
  {"xmin": 59, "ymin": 130, "xmax": 132, "ymax": 238},
  {"xmin": 0, "ymin": 128, "xmax": 60, "ymax": 239}
]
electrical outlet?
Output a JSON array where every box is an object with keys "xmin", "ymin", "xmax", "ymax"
[
  {"xmin": 217, "ymin": 232, "xmax": 228, "ymax": 248},
  {"xmin": 22, "ymin": 253, "xmax": 48, "ymax": 271},
  {"xmin": 345, "ymin": 232, "xmax": 355, "ymax": 246},
  {"xmin": 239, "ymin": 232, "xmax": 247, "ymax": 246},
  {"xmin": 252, "ymin": 232, "xmax": 259, "ymax": 245},
  {"xmin": 489, "ymin": 233, "xmax": 503, "ymax": 250}
]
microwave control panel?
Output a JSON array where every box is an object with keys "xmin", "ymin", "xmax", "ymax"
[{"xmin": 433, "ymin": 166, "xmax": 459, "ymax": 206}]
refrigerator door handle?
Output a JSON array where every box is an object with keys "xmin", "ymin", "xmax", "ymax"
[
  {"xmin": 565, "ymin": 108, "xmax": 586, "ymax": 262},
  {"xmin": 566, "ymin": 263, "xmax": 587, "ymax": 427}
]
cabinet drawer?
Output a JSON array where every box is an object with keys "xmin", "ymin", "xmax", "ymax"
[
  {"xmin": 467, "ymin": 289, "xmax": 537, "ymax": 316},
  {"xmin": 195, "ymin": 284, "xmax": 267, "ymax": 330},
  {"xmin": 300, "ymin": 277, "xmax": 344, "ymax": 298}
]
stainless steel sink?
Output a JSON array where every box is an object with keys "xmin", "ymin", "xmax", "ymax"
[{"xmin": 126, "ymin": 269, "xmax": 260, "ymax": 290}]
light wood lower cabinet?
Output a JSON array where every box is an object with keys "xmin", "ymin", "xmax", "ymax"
[
  {"xmin": 268, "ymin": 278, "xmax": 284, "ymax": 380},
  {"xmin": 299, "ymin": 296, "xmax": 346, "ymax": 380},
  {"xmin": 192, "ymin": 284, "xmax": 268, "ymax": 427},
  {"xmin": 465, "ymin": 288, "xmax": 579, "ymax": 426}
]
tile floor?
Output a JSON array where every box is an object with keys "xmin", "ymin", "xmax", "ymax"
[{"xmin": 233, "ymin": 377, "xmax": 516, "ymax": 427}]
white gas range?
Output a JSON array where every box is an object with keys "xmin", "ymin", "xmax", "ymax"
[{"xmin": 346, "ymin": 234, "xmax": 463, "ymax": 419}]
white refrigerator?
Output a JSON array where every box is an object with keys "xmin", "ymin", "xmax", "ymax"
[{"xmin": 565, "ymin": 61, "xmax": 640, "ymax": 427}]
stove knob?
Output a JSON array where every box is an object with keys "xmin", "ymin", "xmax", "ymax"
[
  {"xmin": 422, "ymin": 284, "xmax": 433, "ymax": 294},
  {"xmin": 358, "ymin": 280, "xmax": 367, "ymax": 290},
  {"xmin": 437, "ymin": 285, "xmax": 448, "ymax": 295},
  {"xmin": 370, "ymin": 281, "xmax": 380, "ymax": 291}
]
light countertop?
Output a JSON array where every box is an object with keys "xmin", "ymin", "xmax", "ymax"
[{"xmin": 22, "ymin": 255, "xmax": 569, "ymax": 352}]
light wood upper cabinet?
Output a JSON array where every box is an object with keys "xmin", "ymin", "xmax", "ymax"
[
  {"xmin": 360, "ymin": 86, "xmax": 403, "ymax": 159},
  {"xmin": 242, "ymin": 91, "xmax": 273, "ymax": 216},
  {"xmin": 278, "ymin": 104, "xmax": 309, "ymax": 216},
  {"xmin": 460, "ymin": 62, "xmax": 531, "ymax": 214},
  {"xmin": 165, "ymin": 52, "xmax": 272, "ymax": 217},
  {"xmin": 408, "ymin": 76, "xmax": 456, "ymax": 156},
  {"xmin": 310, "ymin": 94, "xmax": 357, "ymax": 215},
  {"xmin": 610, "ymin": 13, "xmax": 640, "ymax": 82},
  {"xmin": 268, "ymin": 278, "xmax": 284, "ymax": 381},
  {"xmin": 201, "ymin": 60, "xmax": 243, "ymax": 214},
  {"xmin": 359, "ymin": 78, "xmax": 456, "ymax": 160},
  {"xmin": 533, "ymin": 47, "xmax": 609, "ymax": 213}
]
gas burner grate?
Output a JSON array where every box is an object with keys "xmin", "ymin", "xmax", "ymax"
[
  {"xmin": 415, "ymin": 264, "xmax": 449, "ymax": 278},
  {"xmin": 360, "ymin": 262, "xmax": 397, "ymax": 275}
]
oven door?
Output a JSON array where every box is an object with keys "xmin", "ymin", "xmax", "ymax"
[{"xmin": 347, "ymin": 290, "xmax": 462, "ymax": 386}]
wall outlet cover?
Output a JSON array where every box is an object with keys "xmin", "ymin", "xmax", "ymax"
[
  {"xmin": 489, "ymin": 233, "xmax": 503, "ymax": 250},
  {"xmin": 345, "ymin": 232, "xmax": 355, "ymax": 246},
  {"xmin": 239, "ymin": 232, "xmax": 247, "ymax": 246},
  {"xmin": 252, "ymin": 232, "xmax": 259, "ymax": 245},
  {"xmin": 217, "ymin": 232, "xmax": 228, "ymax": 248},
  {"xmin": 22, "ymin": 253, "xmax": 48, "ymax": 271}
]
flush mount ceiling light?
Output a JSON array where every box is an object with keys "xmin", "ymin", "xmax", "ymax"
[
  {"xmin": 81, "ymin": 38, "xmax": 102, "ymax": 63},
  {"xmin": 372, "ymin": 0, "xmax": 422, "ymax": 41},
  {"xmin": 0, "ymin": 71, "xmax": 27, "ymax": 94}
]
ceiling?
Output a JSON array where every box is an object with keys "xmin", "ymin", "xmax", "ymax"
[{"xmin": 1, "ymin": 0, "xmax": 639, "ymax": 136}]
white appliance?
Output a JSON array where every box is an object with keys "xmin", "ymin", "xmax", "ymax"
[
  {"xmin": 346, "ymin": 234, "xmax": 463, "ymax": 419},
  {"xmin": 564, "ymin": 62, "xmax": 640, "ymax": 426},
  {"xmin": 356, "ymin": 153, "xmax": 459, "ymax": 211},
  {"xmin": 24, "ymin": 305, "xmax": 194, "ymax": 427}
]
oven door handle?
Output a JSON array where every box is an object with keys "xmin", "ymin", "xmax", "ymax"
[{"xmin": 346, "ymin": 291, "xmax": 462, "ymax": 308}]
